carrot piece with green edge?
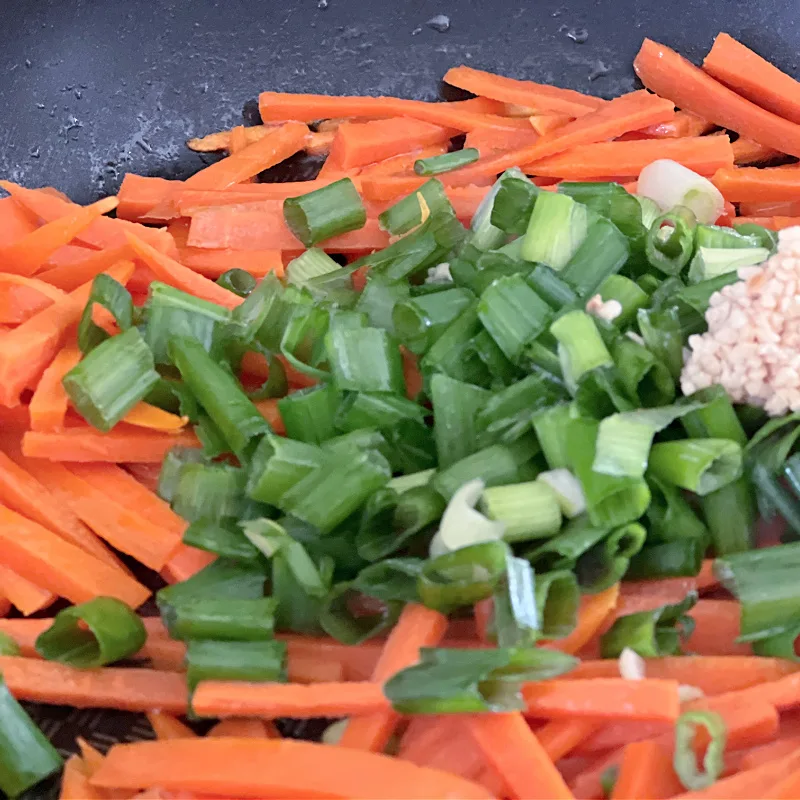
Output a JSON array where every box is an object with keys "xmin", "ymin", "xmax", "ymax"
[
  {"xmin": 327, "ymin": 118, "xmax": 454, "ymax": 170},
  {"xmin": 124, "ymin": 232, "xmax": 241, "ymax": 309},
  {"xmin": 733, "ymin": 136, "xmax": 783, "ymax": 164},
  {"xmin": 60, "ymin": 755, "xmax": 104, "ymax": 800},
  {"xmin": 22, "ymin": 426, "xmax": 200, "ymax": 463},
  {"xmin": 733, "ymin": 215, "xmax": 800, "ymax": 230},
  {"xmin": 0, "ymin": 504, "xmax": 150, "ymax": 607},
  {"xmin": 0, "ymin": 274, "xmax": 66, "ymax": 324},
  {"xmin": 545, "ymin": 583, "xmax": 619, "ymax": 656},
  {"xmin": 634, "ymin": 39, "xmax": 800, "ymax": 158},
  {"xmin": 191, "ymin": 680, "xmax": 389, "ymax": 719},
  {"xmin": 523, "ymin": 678, "xmax": 681, "ymax": 722},
  {"xmin": 443, "ymin": 65, "xmax": 604, "ymax": 117},
  {"xmin": 160, "ymin": 545, "xmax": 216, "ymax": 585},
  {"xmin": 0, "ymin": 565, "xmax": 55, "ymax": 616},
  {"xmin": 0, "ymin": 259, "xmax": 134, "ymax": 407},
  {"xmin": 467, "ymin": 712, "xmax": 573, "ymax": 800},
  {"xmin": 0, "ymin": 655, "xmax": 187, "ymax": 712},
  {"xmin": 637, "ymin": 110, "xmax": 715, "ymax": 138},
  {"xmin": 29, "ymin": 343, "xmax": 81, "ymax": 431},
  {"xmin": 176, "ymin": 247, "xmax": 285, "ymax": 279},
  {"xmin": 207, "ymin": 719, "xmax": 280, "ymax": 739},
  {"xmin": 122, "ymin": 402, "xmax": 189, "ymax": 433},
  {"xmin": 446, "ymin": 90, "xmax": 676, "ymax": 183},
  {"xmin": 358, "ymin": 144, "xmax": 450, "ymax": 177},
  {"xmin": 703, "ymin": 33, "xmax": 800, "ymax": 125},
  {"xmin": 0, "ymin": 196, "xmax": 117, "ymax": 276},
  {"xmin": 611, "ymin": 740, "xmax": 682, "ymax": 800},
  {"xmin": 147, "ymin": 712, "xmax": 197, "ymax": 741},
  {"xmin": 35, "ymin": 245, "xmax": 132, "ymax": 292},
  {"xmin": 524, "ymin": 135, "xmax": 733, "ymax": 179},
  {"xmin": 338, "ymin": 604, "xmax": 448, "ymax": 752}
]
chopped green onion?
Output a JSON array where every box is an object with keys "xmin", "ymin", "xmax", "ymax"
[
  {"xmin": 688, "ymin": 247, "xmax": 769, "ymax": 283},
  {"xmin": 536, "ymin": 469, "xmax": 586, "ymax": 518},
  {"xmin": 636, "ymin": 307, "xmax": 685, "ymax": 381},
  {"xmin": 393, "ymin": 288, "xmax": 474, "ymax": 354},
  {"xmin": 286, "ymin": 248, "xmax": 342, "ymax": 290},
  {"xmin": 648, "ymin": 439, "xmax": 742, "ymax": 496},
  {"xmin": 751, "ymin": 622, "xmax": 800, "ymax": 660},
  {"xmin": 467, "ymin": 168, "xmax": 530, "ymax": 250},
  {"xmin": 673, "ymin": 711, "xmax": 727, "ymax": 791},
  {"xmin": 559, "ymin": 216, "xmax": 630, "ymax": 299},
  {"xmin": 645, "ymin": 475, "xmax": 709, "ymax": 544},
  {"xmin": 187, "ymin": 638, "xmax": 287, "ymax": 694},
  {"xmin": 182, "ymin": 519, "xmax": 262, "ymax": 561},
  {"xmin": 600, "ymin": 766, "xmax": 619, "ymax": 799},
  {"xmin": 157, "ymin": 560, "xmax": 267, "ymax": 611},
  {"xmin": 78, "ymin": 274, "xmax": 133, "ymax": 353},
  {"xmin": 695, "ymin": 224, "xmax": 762, "ymax": 249},
  {"xmin": 611, "ymin": 335, "xmax": 675, "ymax": 408},
  {"xmin": 575, "ymin": 522, "xmax": 647, "ymax": 593},
  {"xmin": 481, "ymin": 481, "xmax": 562, "ymax": 542},
  {"xmin": 194, "ymin": 413, "xmax": 230, "ymax": 459},
  {"xmin": 355, "ymin": 276, "xmax": 410, "ymax": 335},
  {"xmin": 379, "ymin": 178, "xmax": 454, "ymax": 236},
  {"xmin": 0, "ymin": 675, "xmax": 63, "ymax": 797},
  {"xmin": 492, "ymin": 555, "xmax": 539, "ymax": 647},
  {"xmin": 283, "ymin": 177, "xmax": 366, "ymax": 247},
  {"xmin": 675, "ymin": 273, "xmax": 739, "ymax": 317},
  {"xmin": 388, "ymin": 468, "xmax": 435, "ymax": 492},
  {"xmin": 63, "ymin": 327, "xmax": 160, "ymax": 432},
  {"xmin": 522, "ymin": 190, "xmax": 589, "ymax": 270},
  {"xmin": 532, "ymin": 403, "xmax": 575, "ymax": 470},
  {"xmin": 681, "ymin": 386, "xmax": 747, "ymax": 445},
  {"xmin": 490, "ymin": 175, "xmax": 539, "ymax": 235},
  {"xmin": 35, "ymin": 597, "xmax": 146, "ymax": 668},
  {"xmin": 527, "ymin": 265, "xmax": 579, "ymax": 310},
  {"xmin": 270, "ymin": 547, "xmax": 332, "ymax": 636},
  {"xmin": 352, "ymin": 558, "xmax": 425, "ymax": 605},
  {"xmin": 320, "ymin": 582, "xmax": 400, "ymax": 644},
  {"xmin": 326, "ymin": 326, "xmax": 405, "ymax": 394},
  {"xmin": 551, "ymin": 310, "xmax": 613, "ymax": 388},
  {"xmin": 535, "ymin": 569, "xmax": 580, "ymax": 639},
  {"xmin": 467, "ymin": 329, "xmax": 521, "ymax": 386},
  {"xmin": 597, "ymin": 275, "xmax": 649, "ymax": 327},
  {"xmin": 0, "ymin": 633, "xmax": 19, "ymax": 657},
  {"xmin": 420, "ymin": 305, "xmax": 491, "ymax": 387},
  {"xmin": 279, "ymin": 304, "xmax": 330, "ymax": 382},
  {"xmin": 432, "ymin": 479, "xmax": 505, "ymax": 556},
  {"xmin": 523, "ymin": 515, "xmax": 609, "ymax": 573},
  {"xmin": 601, "ymin": 592, "xmax": 697, "ymax": 658},
  {"xmin": 216, "ymin": 268, "xmax": 256, "ymax": 297},
  {"xmin": 732, "ymin": 222, "xmax": 778, "ymax": 252},
  {"xmin": 625, "ymin": 538, "xmax": 705, "ymax": 580},
  {"xmin": 245, "ymin": 348, "xmax": 288, "ymax": 401},
  {"xmin": 172, "ymin": 463, "xmax": 247, "ymax": 522},
  {"xmin": 252, "ymin": 277, "xmax": 304, "ymax": 353},
  {"xmin": 431, "ymin": 374, "xmax": 491, "ymax": 469},
  {"xmin": 161, "ymin": 597, "xmax": 276, "ymax": 642},
  {"xmin": 645, "ymin": 206, "xmax": 696, "ymax": 275},
  {"xmin": 414, "ymin": 148, "xmax": 479, "ymax": 176},
  {"xmin": 157, "ymin": 447, "xmax": 207, "ymax": 504},
  {"xmin": 334, "ymin": 392, "xmax": 425, "ymax": 434},
  {"xmin": 246, "ymin": 433, "xmax": 324, "ymax": 506},
  {"xmin": 146, "ymin": 377, "xmax": 201, "ymax": 420},
  {"xmin": 278, "ymin": 383, "xmax": 341, "ymax": 444}
]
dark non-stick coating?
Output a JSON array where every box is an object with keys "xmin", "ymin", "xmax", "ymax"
[{"xmin": 1, "ymin": 0, "xmax": 799, "ymax": 792}]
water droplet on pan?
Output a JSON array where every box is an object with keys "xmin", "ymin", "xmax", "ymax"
[
  {"xmin": 566, "ymin": 27, "xmax": 588, "ymax": 43},
  {"xmin": 426, "ymin": 14, "xmax": 450, "ymax": 33}
]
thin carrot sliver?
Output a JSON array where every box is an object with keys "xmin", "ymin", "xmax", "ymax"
[
  {"xmin": 713, "ymin": 166, "xmax": 800, "ymax": 202},
  {"xmin": 117, "ymin": 174, "xmax": 177, "ymax": 222},
  {"xmin": 147, "ymin": 712, "xmax": 197, "ymax": 741},
  {"xmin": 739, "ymin": 199, "xmax": 800, "ymax": 216},
  {"xmin": 176, "ymin": 247, "xmax": 285, "ymax": 279},
  {"xmin": 35, "ymin": 245, "xmax": 132, "ymax": 292},
  {"xmin": 610, "ymin": 740, "xmax": 682, "ymax": 800},
  {"xmin": 122, "ymin": 402, "xmax": 189, "ymax": 433},
  {"xmin": 160, "ymin": 544, "xmax": 216, "ymax": 584},
  {"xmin": 0, "ymin": 195, "xmax": 37, "ymax": 243},
  {"xmin": 0, "ymin": 274, "xmax": 65, "ymax": 324},
  {"xmin": 637, "ymin": 110, "xmax": 715, "ymax": 138},
  {"xmin": 733, "ymin": 136, "xmax": 783, "ymax": 165},
  {"xmin": 685, "ymin": 599, "xmax": 750, "ymax": 656},
  {"xmin": 61, "ymin": 755, "xmax": 104, "ymax": 800},
  {"xmin": 536, "ymin": 718, "xmax": 600, "ymax": 761},
  {"xmin": 0, "ymin": 565, "xmax": 55, "ymax": 616},
  {"xmin": 740, "ymin": 736, "xmax": 800, "ymax": 771},
  {"xmin": 529, "ymin": 114, "xmax": 573, "ymax": 135},
  {"xmin": 207, "ymin": 718, "xmax": 280, "ymax": 739},
  {"xmin": 765, "ymin": 767, "xmax": 800, "ymax": 799},
  {"xmin": 358, "ymin": 144, "xmax": 450, "ymax": 177},
  {"xmin": 547, "ymin": 583, "xmax": 620, "ymax": 655},
  {"xmin": 29, "ymin": 343, "xmax": 81, "ymax": 431}
]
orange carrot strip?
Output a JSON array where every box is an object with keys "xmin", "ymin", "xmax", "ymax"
[
  {"xmin": 124, "ymin": 462, "xmax": 162, "ymax": 493},
  {"xmin": 147, "ymin": 712, "xmax": 197, "ymax": 741},
  {"xmin": 0, "ymin": 196, "xmax": 118, "ymax": 276},
  {"xmin": 36, "ymin": 245, "xmax": 132, "ymax": 292},
  {"xmin": 176, "ymin": 247, "xmax": 285, "ymax": 279},
  {"xmin": 61, "ymin": 755, "xmax": 104, "ymax": 800},
  {"xmin": 713, "ymin": 166, "xmax": 800, "ymax": 202},
  {"xmin": 467, "ymin": 712, "xmax": 573, "ymax": 800},
  {"xmin": 29, "ymin": 343, "xmax": 81, "ymax": 431},
  {"xmin": 258, "ymin": 91, "xmax": 532, "ymax": 133},
  {"xmin": 287, "ymin": 651, "xmax": 345, "ymax": 683},
  {"xmin": 279, "ymin": 634, "xmax": 382, "ymax": 683},
  {"xmin": 619, "ymin": 559, "xmax": 718, "ymax": 606},
  {"xmin": 444, "ymin": 65, "xmax": 604, "ymax": 116},
  {"xmin": 733, "ymin": 215, "xmax": 800, "ymax": 230},
  {"xmin": 186, "ymin": 125, "xmax": 334, "ymax": 156},
  {"xmin": 523, "ymin": 678, "xmax": 681, "ymax": 722},
  {"xmin": 0, "ymin": 195, "xmax": 37, "ymax": 243},
  {"xmin": 547, "ymin": 583, "xmax": 620, "ymax": 655},
  {"xmin": 22, "ymin": 426, "xmax": 200, "ymax": 463},
  {"xmin": 740, "ymin": 736, "xmax": 800, "ymax": 771},
  {"xmin": 0, "ymin": 565, "xmax": 55, "ymax": 616},
  {"xmin": 0, "ymin": 274, "xmax": 65, "ymax": 324},
  {"xmin": 611, "ymin": 740, "xmax": 682, "ymax": 800},
  {"xmin": 358, "ymin": 144, "xmax": 450, "ymax": 177},
  {"xmin": 634, "ymin": 39, "xmax": 800, "ymax": 159},
  {"xmin": 207, "ymin": 719, "xmax": 279, "ymax": 739},
  {"xmin": 192, "ymin": 680, "xmax": 389, "ymax": 719},
  {"xmin": 0, "ymin": 260, "xmax": 134, "ymax": 407},
  {"xmin": 536, "ymin": 719, "xmax": 600, "ymax": 761},
  {"xmin": 117, "ymin": 174, "xmax": 178, "ymax": 222},
  {"xmin": 252, "ymin": 398, "xmax": 286, "ymax": 435},
  {"xmin": 691, "ymin": 672, "xmax": 800, "ymax": 714},
  {"xmin": 733, "ymin": 137, "xmax": 783, "ymax": 165},
  {"xmin": 0, "ymin": 504, "xmax": 150, "ymax": 607},
  {"xmin": 524, "ymin": 135, "xmax": 733, "ymax": 179},
  {"xmin": 703, "ymin": 33, "xmax": 800, "ymax": 125},
  {"xmin": 739, "ymin": 199, "xmax": 800, "ymax": 216},
  {"xmin": 638, "ymin": 110, "xmax": 716, "ymax": 138},
  {"xmin": 765, "ymin": 767, "xmax": 800, "ymax": 799},
  {"xmin": 122, "ymin": 402, "xmax": 189, "ymax": 433},
  {"xmin": 683, "ymin": 598, "xmax": 750, "ymax": 656},
  {"xmin": 124, "ymin": 232, "xmax": 241, "ymax": 309},
  {"xmin": 0, "ymin": 655, "xmax": 187, "ymax": 712},
  {"xmin": 160, "ymin": 545, "xmax": 216, "ymax": 585},
  {"xmin": 338, "ymin": 604, "xmax": 448, "ymax": 752},
  {"xmin": 228, "ymin": 125, "xmax": 251, "ymax": 164},
  {"xmin": 328, "ymin": 118, "xmax": 453, "ymax": 170},
  {"xmin": 529, "ymin": 114, "xmax": 574, "ymax": 135},
  {"xmin": 463, "ymin": 125, "xmax": 541, "ymax": 156}
]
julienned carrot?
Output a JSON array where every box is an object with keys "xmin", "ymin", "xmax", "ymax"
[
  {"xmin": 287, "ymin": 650, "xmax": 345, "ymax": 683},
  {"xmin": 0, "ymin": 195, "xmax": 37, "ymax": 243},
  {"xmin": 467, "ymin": 712, "xmax": 573, "ymax": 800},
  {"xmin": 618, "ymin": 559, "xmax": 718, "ymax": 608},
  {"xmin": 124, "ymin": 462, "xmax": 162, "ymax": 493},
  {"xmin": 147, "ymin": 712, "xmax": 197, "ymax": 741},
  {"xmin": 125, "ymin": 232, "xmax": 241, "ymax": 309},
  {"xmin": 713, "ymin": 166, "xmax": 800, "ymax": 201},
  {"xmin": 207, "ymin": 719, "xmax": 280, "ymax": 739},
  {"xmin": 278, "ymin": 635, "xmax": 382, "ymax": 683},
  {"xmin": 0, "ymin": 565, "xmax": 55, "ymax": 616},
  {"xmin": 160, "ymin": 544, "xmax": 216, "ymax": 584},
  {"xmin": 610, "ymin": 740, "xmax": 682, "ymax": 800},
  {"xmin": 693, "ymin": 671, "xmax": 800, "ymax": 713},
  {"xmin": 638, "ymin": 110, "xmax": 715, "ymax": 138},
  {"xmin": 0, "ymin": 196, "xmax": 118, "ymax": 276},
  {"xmin": 444, "ymin": 65, "xmax": 604, "ymax": 117},
  {"xmin": 176, "ymin": 247, "xmax": 285, "ymax": 279},
  {"xmin": 122, "ymin": 402, "xmax": 189, "ymax": 433},
  {"xmin": 0, "ymin": 260, "xmax": 134, "ymax": 407},
  {"xmin": 683, "ymin": 598, "xmax": 750, "ymax": 656},
  {"xmin": 732, "ymin": 137, "xmax": 783, "ymax": 165},
  {"xmin": 739, "ymin": 199, "xmax": 800, "ymax": 216},
  {"xmin": 445, "ymin": 90, "xmax": 676, "ymax": 183},
  {"xmin": 765, "ymin": 768, "xmax": 800, "ymax": 799},
  {"xmin": 732, "ymin": 215, "xmax": 800, "ymax": 230},
  {"xmin": 529, "ymin": 114, "xmax": 573, "ymax": 135},
  {"xmin": 523, "ymin": 678, "xmax": 681, "ymax": 722},
  {"xmin": 358, "ymin": 144, "xmax": 450, "ymax": 177},
  {"xmin": 61, "ymin": 755, "xmax": 104, "ymax": 800},
  {"xmin": 192, "ymin": 680, "xmax": 388, "ymax": 719},
  {"xmin": 117, "ymin": 174, "xmax": 177, "ymax": 222},
  {"xmin": 0, "ymin": 274, "xmax": 66, "ymax": 323},
  {"xmin": 0, "ymin": 655, "xmax": 187, "ymax": 712},
  {"xmin": 535, "ymin": 719, "xmax": 600, "ymax": 761},
  {"xmin": 703, "ymin": 33, "xmax": 800, "ymax": 126},
  {"xmin": 546, "ymin": 583, "xmax": 620, "ymax": 656},
  {"xmin": 35, "ymin": 244, "xmax": 132, "ymax": 292},
  {"xmin": 338, "ymin": 604, "xmax": 448, "ymax": 752},
  {"xmin": 328, "ymin": 118, "xmax": 453, "ymax": 170},
  {"xmin": 462, "ymin": 126, "xmax": 540, "ymax": 157},
  {"xmin": 93, "ymin": 738, "xmax": 495, "ymax": 800},
  {"xmin": 525, "ymin": 135, "xmax": 733, "ymax": 179},
  {"xmin": 739, "ymin": 736, "xmax": 800, "ymax": 771},
  {"xmin": 634, "ymin": 39, "xmax": 800, "ymax": 158},
  {"xmin": 21, "ymin": 426, "xmax": 200, "ymax": 463},
  {"xmin": 28, "ymin": 343, "xmax": 80, "ymax": 431},
  {"xmin": 76, "ymin": 738, "xmax": 107, "ymax": 781},
  {"xmin": 186, "ymin": 125, "xmax": 334, "ymax": 155}
]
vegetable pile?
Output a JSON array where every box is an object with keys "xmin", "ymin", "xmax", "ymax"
[{"xmin": 3, "ymin": 30, "xmax": 800, "ymax": 800}]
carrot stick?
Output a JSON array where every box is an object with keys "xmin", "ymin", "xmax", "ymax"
[
  {"xmin": 467, "ymin": 712, "xmax": 573, "ymax": 800},
  {"xmin": 740, "ymin": 736, "xmax": 800, "ymax": 771},
  {"xmin": 637, "ymin": 110, "xmax": 716, "ymax": 138},
  {"xmin": 358, "ymin": 144, "xmax": 450, "ymax": 177},
  {"xmin": 192, "ymin": 680, "xmax": 389, "ymax": 719},
  {"xmin": 713, "ymin": 166, "xmax": 800, "ymax": 202},
  {"xmin": 529, "ymin": 114, "xmax": 573, "ymax": 135},
  {"xmin": 692, "ymin": 671, "xmax": 800, "ymax": 714},
  {"xmin": 619, "ymin": 559, "xmax": 719, "ymax": 607},
  {"xmin": 523, "ymin": 678, "xmax": 681, "ymax": 722},
  {"xmin": 732, "ymin": 137, "xmax": 783, "ymax": 165},
  {"xmin": 765, "ymin": 767, "xmax": 800, "ymax": 799},
  {"xmin": 0, "ymin": 504, "xmax": 150, "ymax": 607},
  {"xmin": 338, "ymin": 604, "xmax": 448, "ymax": 752},
  {"xmin": 207, "ymin": 719, "xmax": 280, "ymax": 739},
  {"xmin": 0, "ymin": 196, "xmax": 118, "ymax": 276},
  {"xmin": 124, "ymin": 462, "xmax": 162, "ymax": 493},
  {"xmin": 634, "ymin": 39, "xmax": 800, "ymax": 159},
  {"xmin": 536, "ymin": 719, "xmax": 601, "ymax": 761},
  {"xmin": 0, "ymin": 274, "xmax": 66, "ymax": 323},
  {"xmin": 610, "ymin": 740, "xmax": 682, "ymax": 800},
  {"xmin": 28, "ymin": 343, "xmax": 80, "ymax": 431},
  {"xmin": 0, "ymin": 259, "xmax": 134, "ymax": 407},
  {"xmin": 739, "ymin": 199, "xmax": 800, "ymax": 216},
  {"xmin": 547, "ymin": 583, "xmax": 620, "ymax": 655},
  {"xmin": 186, "ymin": 125, "xmax": 334, "ymax": 156},
  {"xmin": 444, "ymin": 65, "xmax": 604, "ymax": 116},
  {"xmin": 176, "ymin": 247, "xmax": 285, "ymax": 279},
  {"xmin": 117, "ymin": 174, "xmax": 178, "ymax": 222},
  {"xmin": 524, "ymin": 135, "xmax": 733, "ymax": 179},
  {"xmin": 279, "ymin": 635, "xmax": 382, "ymax": 682},
  {"xmin": 122, "ymin": 402, "xmax": 189, "ymax": 433},
  {"xmin": 0, "ymin": 565, "xmax": 55, "ymax": 616},
  {"xmin": 22, "ymin": 426, "xmax": 200, "ymax": 463},
  {"xmin": 60, "ymin": 755, "xmax": 105, "ymax": 800},
  {"xmin": 0, "ymin": 195, "xmax": 37, "ymax": 243},
  {"xmin": 463, "ymin": 125, "xmax": 541, "ymax": 156},
  {"xmin": 124, "ymin": 232, "xmax": 241, "ymax": 309},
  {"xmin": 160, "ymin": 545, "xmax": 216, "ymax": 584},
  {"xmin": 445, "ymin": 90, "xmax": 676, "ymax": 183},
  {"xmin": 683, "ymin": 599, "xmax": 751, "ymax": 656},
  {"xmin": 35, "ymin": 245, "xmax": 132, "ymax": 292},
  {"xmin": 147, "ymin": 712, "xmax": 197, "ymax": 741},
  {"xmin": 287, "ymin": 651, "xmax": 345, "ymax": 683},
  {"xmin": 732, "ymin": 215, "xmax": 800, "ymax": 230}
]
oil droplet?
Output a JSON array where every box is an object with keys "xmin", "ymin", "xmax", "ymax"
[{"xmin": 426, "ymin": 14, "xmax": 451, "ymax": 33}]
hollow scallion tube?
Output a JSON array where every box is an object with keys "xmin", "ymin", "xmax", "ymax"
[
  {"xmin": 648, "ymin": 439, "xmax": 742, "ymax": 496},
  {"xmin": 431, "ymin": 373, "xmax": 491, "ymax": 469},
  {"xmin": 480, "ymin": 481, "xmax": 562, "ymax": 542},
  {"xmin": 378, "ymin": 178, "xmax": 454, "ymax": 236},
  {"xmin": 187, "ymin": 639, "xmax": 287, "ymax": 694},
  {"xmin": 161, "ymin": 597, "xmax": 277, "ymax": 642},
  {"xmin": 182, "ymin": 519, "xmax": 262, "ymax": 561},
  {"xmin": 559, "ymin": 216, "xmax": 630, "ymax": 299},
  {"xmin": 522, "ymin": 190, "xmax": 589, "ymax": 270},
  {"xmin": 550, "ymin": 310, "xmax": 612, "ymax": 386},
  {"xmin": 326, "ymin": 326, "xmax": 406, "ymax": 394},
  {"xmin": 78, "ymin": 273, "xmax": 133, "ymax": 353},
  {"xmin": 393, "ymin": 287, "xmax": 474, "ymax": 354},
  {"xmin": 171, "ymin": 462, "xmax": 247, "ymax": 522},
  {"xmin": 673, "ymin": 711, "xmax": 727, "ymax": 791},
  {"xmin": 575, "ymin": 521, "xmax": 647, "ymax": 593},
  {"xmin": 278, "ymin": 384, "xmax": 341, "ymax": 444},
  {"xmin": 216, "ymin": 268, "xmax": 256, "ymax": 297},
  {"xmin": 611, "ymin": 335, "xmax": 675, "ymax": 408},
  {"xmin": 625, "ymin": 538, "xmax": 705, "ymax": 580},
  {"xmin": 531, "ymin": 403, "xmax": 575, "ymax": 470},
  {"xmin": 283, "ymin": 177, "xmax": 366, "ymax": 247},
  {"xmin": 597, "ymin": 274, "xmax": 649, "ymax": 327},
  {"xmin": 414, "ymin": 148, "xmax": 479, "ymax": 176},
  {"xmin": 245, "ymin": 433, "xmax": 324, "ymax": 506},
  {"xmin": 645, "ymin": 206, "xmax": 697, "ymax": 275},
  {"xmin": 490, "ymin": 175, "xmax": 539, "ymax": 235},
  {"xmin": 523, "ymin": 515, "xmax": 610, "ymax": 573}
]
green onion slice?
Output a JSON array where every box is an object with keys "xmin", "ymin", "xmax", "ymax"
[{"xmin": 673, "ymin": 710, "xmax": 726, "ymax": 791}]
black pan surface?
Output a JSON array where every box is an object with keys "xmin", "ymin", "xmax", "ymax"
[{"xmin": 1, "ymin": 0, "xmax": 800, "ymax": 794}]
